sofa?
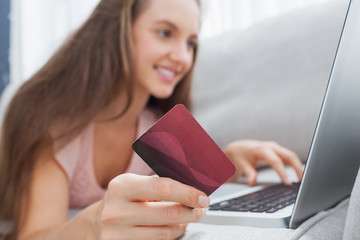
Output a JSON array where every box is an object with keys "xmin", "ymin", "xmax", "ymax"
[
  {"xmin": 192, "ymin": 0, "xmax": 347, "ymax": 162},
  {"xmin": 181, "ymin": 0, "xmax": 359, "ymax": 239}
]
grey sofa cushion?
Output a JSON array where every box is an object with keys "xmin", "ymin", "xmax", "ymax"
[
  {"xmin": 192, "ymin": 0, "xmax": 348, "ymax": 161},
  {"xmin": 343, "ymin": 168, "xmax": 360, "ymax": 240}
]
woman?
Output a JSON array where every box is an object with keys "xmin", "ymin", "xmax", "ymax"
[{"xmin": 0, "ymin": 0, "xmax": 303, "ymax": 239}]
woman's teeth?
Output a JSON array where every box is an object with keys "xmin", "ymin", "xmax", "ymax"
[{"xmin": 157, "ymin": 67, "xmax": 175, "ymax": 77}]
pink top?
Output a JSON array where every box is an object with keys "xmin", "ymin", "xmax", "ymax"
[{"xmin": 55, "ymin": 109, "xmax": 159, "ymax": 207}]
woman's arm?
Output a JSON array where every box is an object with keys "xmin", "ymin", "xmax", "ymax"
[
  {"xmin": 19, "ymin": 147, "xmax": 95, "ymax": 240},
  {"xmin": 20, "ymin": 150, "xmax": 209, "ymax": 240}
]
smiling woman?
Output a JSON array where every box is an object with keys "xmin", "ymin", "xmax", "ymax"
[
  {"xmin": 1, "ymin": 1, "xmax": 208, "ymax": 239},
  {"xmin": 0, "ymin": 0, "xmax": 306, "ymax": 239}
]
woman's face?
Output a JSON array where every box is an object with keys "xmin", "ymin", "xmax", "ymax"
[{"xmin": 132, "ymin": 0, "xmax": 200, "ymax": 99}]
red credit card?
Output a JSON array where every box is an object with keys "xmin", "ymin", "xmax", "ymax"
[{"xmin": 132, "ymin": 104, "xmax": 236, "ymax": 196}]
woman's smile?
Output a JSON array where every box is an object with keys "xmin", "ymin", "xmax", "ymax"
[{"xmin": 155, "ymin": 65, "xmax": 179, "ymax": 84}]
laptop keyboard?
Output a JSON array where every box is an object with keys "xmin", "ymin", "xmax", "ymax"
[{"xmin": 208, "ymin": 183, "xmax": 300, "ymax": 213}]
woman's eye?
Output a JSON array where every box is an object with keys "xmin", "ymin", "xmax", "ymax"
[
  {"xmin": 187, "ymin": 40, "xmax": 197, "ymax": 50},
  {"xmin": 158, "ymin": 30, "xmax": 171, "ymax": 38}
]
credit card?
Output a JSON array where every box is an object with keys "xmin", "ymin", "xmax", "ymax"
[{"xmin": 132, "ymin": 104, "xmax": 236, "ymax": 196}]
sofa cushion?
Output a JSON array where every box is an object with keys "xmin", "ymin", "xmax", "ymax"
[
  {"xmin": 191, "ymin": 0, "xmax": 348, "ymax": 161},
  {"xmin": 343, "ymin": 167, "xmax": 360, "ymax": 240}
]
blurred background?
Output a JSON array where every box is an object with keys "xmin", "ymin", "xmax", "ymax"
[
  {"xmin": 1, "ymin": 0, "xmax": 331, "ymax": 96},
  {"xmin": 0, "ymin": 0, "xmax": 10, "ymax": 95}
]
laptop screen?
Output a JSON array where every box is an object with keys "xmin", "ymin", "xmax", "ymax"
[{"xmin": 290, "ymin": 0, "xmax": 360, "ymax": 228}]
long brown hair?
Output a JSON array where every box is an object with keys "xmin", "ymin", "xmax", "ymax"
[{"xmin": 0, "ymin": 0, "xmax": 201, "ymax": 239}]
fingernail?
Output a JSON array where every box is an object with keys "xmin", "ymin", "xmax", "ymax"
[{"xmin": 198, "ymin": 195, "xmax": 210, "ymax": 208}]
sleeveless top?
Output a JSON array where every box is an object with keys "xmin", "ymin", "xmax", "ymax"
[{"xmin": 55, "ymin": 109, "xmax": 159, "ymax": 207}]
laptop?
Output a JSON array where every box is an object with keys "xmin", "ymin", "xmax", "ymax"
[{"xmin": 201, "ymin": 0, "xmax": 360, "ymax": 229}]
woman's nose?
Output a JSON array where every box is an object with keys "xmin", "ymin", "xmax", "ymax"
[{"xmin": 169, "ymin": 42, "xmax": 193, "ymax": 67}]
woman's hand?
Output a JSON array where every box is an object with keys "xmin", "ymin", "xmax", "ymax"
[
  {"xmin": 95, "ymin": 173, "xmax": 209, "ymax": 240},
  {"xmin": 224, "ymin": 140, "xmax": 304, "ymax": 186}
]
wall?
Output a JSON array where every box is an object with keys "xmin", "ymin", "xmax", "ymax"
[{"xmin": 0, "ymin": 0, "xmax": 10, "ymax": 95}]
